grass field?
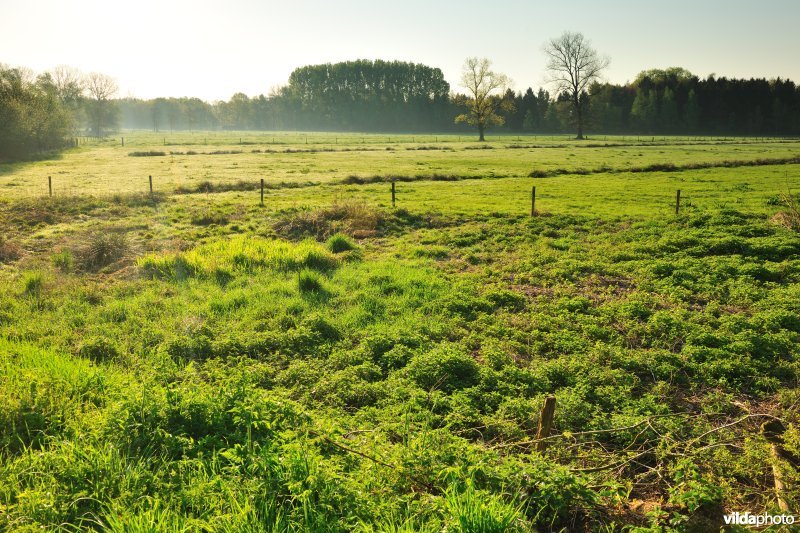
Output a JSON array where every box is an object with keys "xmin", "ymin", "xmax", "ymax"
[{"xmin": 1, "ymin": 132, "xmax": 799, "ymax": 531}]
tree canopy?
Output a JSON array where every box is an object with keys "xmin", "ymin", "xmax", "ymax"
[
  {"xmin": 454, "ymin": 57, "xmax": 512, "ymax": 141},
  {"xmin": 543, "ymin": 31, "xmax": 610, "ymax": 139}
]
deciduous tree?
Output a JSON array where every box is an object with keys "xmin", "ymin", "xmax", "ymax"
[
  {"xmin": 454, "ymin": 57, "xmax": 512, "ymax": 141},
  {"xmin": 84, "ymin": 72, "xmax": 118, "ymax": 136},
  {"xmin": 543, "ymin": 31, "xmax": 609, "ymax": 139}
]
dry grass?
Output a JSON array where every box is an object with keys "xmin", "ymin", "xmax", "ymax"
[
  {"xmin": 274, "ymin": 200, "xmax": 383, "ymax": 240},
  {"xmin": 770, "ymin": 191, "xmax": 800, "ymax": 231},
  {"xmin": 77, "ymin": 232, "xmax": 130, "ymax": 271},
  {"xmin": 0, "ymin": 237, "xmax": 22, "ymax": 263}
]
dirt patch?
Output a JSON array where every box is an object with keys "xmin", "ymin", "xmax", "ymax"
[{"xmin": 579, "ymin": 274, "xmax": 636, "ymax": 302}]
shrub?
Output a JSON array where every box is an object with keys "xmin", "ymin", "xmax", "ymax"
[{"xmin": 406, "ymin": 344, "xmax": 480, "ymax": 393}]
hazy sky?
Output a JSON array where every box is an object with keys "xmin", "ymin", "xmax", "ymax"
[{"xmin": 2, "ymin": 0, "xmax": 799, "ymax": 101}]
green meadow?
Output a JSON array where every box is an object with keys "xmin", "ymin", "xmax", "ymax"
[{"xmin": 1, "ymin": 132, "xmax": 799, "ymax": 531}]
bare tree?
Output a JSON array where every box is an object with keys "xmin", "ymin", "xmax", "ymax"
[
  {"xmin": 455, "ymin": 57, "xmax": 512, "ymax": 141},
  {"xmin": 84, "ymin": 72, "xmax": 118, "ymax": 136},
  {"xmin": 543, "ymin": 31, "xmax": 609, "ymax": 139},
  {"xmin": 50, "ymin": 66, "xmax": 85, "ymax": 133},
  {"xmin": 52, "ymin": 66, "xmax": 85, "ymax": 103}
]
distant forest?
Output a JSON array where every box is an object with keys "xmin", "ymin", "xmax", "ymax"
[
  {"xmin": 3, "ymin": 59, "xmax": 800, "ymax": 160},
  {"xmin": 118, "ymin": 62, "xmax": 800, "ymax": 137}
]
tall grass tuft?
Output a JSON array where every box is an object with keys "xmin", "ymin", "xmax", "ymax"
[
  {"xmin": 52, "ymin": 249, "xmax": 74, "ymax": 272},
  {"xmin": 298, "ymin": 269, "xmax": 323, "ymax": 293},
  {"xmin": 138, "ymin": 237, "xmax": 338, "ymax": 281},
  {"xmin": 444, "ymin": 482, "xmax": 525, "ymax": 532},
  {"xmin": 79, "ymin": 233, "xmax": 128, "ymax": 270},
  {"xmin": 326, "ymin": 233, "xmax": 356, "ymax": 253},
  {"xmin": 22, "ymin": 271, "xmax": 44, "ymax": 297}
]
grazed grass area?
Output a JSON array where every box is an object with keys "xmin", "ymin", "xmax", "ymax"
[
  {"xmin": 1, "ymin": 131, "xmax": 799, "ymax": 197},
  {"xmin": 1, "ymin": 132, "xmax": 799, "ymax": 531}
]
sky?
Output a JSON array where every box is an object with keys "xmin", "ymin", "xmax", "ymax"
[{"xmin": 2, "ymin": 0, "xmax": 799, "ymax": 101}]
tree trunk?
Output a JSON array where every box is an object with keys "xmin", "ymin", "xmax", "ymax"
[
  {"xmin": 478, "ymin": 124, "xmax": 485, "ymax": 142},
  {"xmin": 575, "ymin": 96, "xmax": 584, "ymax": 140}
]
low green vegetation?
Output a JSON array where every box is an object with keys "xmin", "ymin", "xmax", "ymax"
[{"xmin": 0, "ymin": 133, "xmax": 799, "ymax": 530}]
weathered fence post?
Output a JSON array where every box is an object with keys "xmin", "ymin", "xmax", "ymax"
[
  {"xmin": 535, "ymin": 396, "xmax": 556, "ymax": 452},
  {"xmin": 121, "ymin": 137, "xmax": 124, "ymax": 147},
  {"xmin": 260, "ymin": 178, "xmax": 264, "ymax": 206},
  {"xmin": 391, "ymin": 180, "xmax": 396, "ymax": 208},
  {"xmin": 48, "ymin": 176, "xmax": 52, "ymax": 197},
  {"xmin": 149, "ymin": 175, "xmax": 153, "ymax": 195},
  {"xmin": 675, "ymin": 189, "xmax": 681, "ymax": 214},
  {"xmin": 530, "ymin": 186, "xmax": 536, "ymax": 217}
]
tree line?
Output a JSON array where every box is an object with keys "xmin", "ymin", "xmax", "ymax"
[
  {"xmin": 0, "ymin": 64, "xmax": 118, "ymax": 161},
  {"xmin": 117, "ymin": 65, "xmax": 800, "ymax": 138},
  {"xmin": 3, "ymin": 46, "xmax": 800, "ymax": 160}
]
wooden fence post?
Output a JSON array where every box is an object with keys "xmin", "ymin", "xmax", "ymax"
[
  {"xmin": 535, "ymin": 396, "xmax": 556, "ymax": 452},
  {"xmin": 260, "ymin": 178, "xmax": 264, "ymax": 206},
  {"xmin": 48, "ymin": 176, "xmax": 52, "ymax": 197},
  {"xmin": 531, "ymin": 186, "xmax": 536, "ymax": 217},
  {"xmin": 149, "ymin": 175, "xmax": 153, "ymax": 195},
  {"xmin": 391, "ymin": 180, "xmax": 396, "ymax": 208},
  {"xmin": 675, "ymin": 189, "xmax": 681, "ymax": 215}
]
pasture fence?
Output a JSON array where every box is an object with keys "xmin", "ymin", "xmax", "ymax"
[{"xmin": 39, "ymin": 172, "xmax": 772, "ymax": 221}]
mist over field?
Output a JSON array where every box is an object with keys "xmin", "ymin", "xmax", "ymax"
[{"xmin": 1, "ymin": 1, "xmax": 800, "ymax": 530}]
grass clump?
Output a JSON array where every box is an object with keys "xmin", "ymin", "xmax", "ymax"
[
  {"xmin": 0, "ymin": 237, "xmax": 22, "ymax": 263},
  {"xmin": 78, "ymin": 233, "xmax": 128, "ymax": 271},
  {"xmin": 21, "ymin": 271, "xmax": 44, "ymax": 297},
  {"xmin": 128, "ymin": 150, "xmax": 166, "ymax": 157},
  {"xmin": 77, "ymin": 336, "xmax": 120, "ymax": 363},
  {"xmin": 190, "ymin": 210, "xmax": 229, "ymax": 226},
  {"xmin": 444, "ymin": 482, "xmax": 525, "ymax": 532},
  {"xmin": 274, "ymin": 200, "xmax": 382, "ymax": 239},
  {"xmin": 772, "ymin": 191, "xmax": 800, "ymax": 231},
  {"xmin": 138, "ymin": 236, "xmax": 338, "ymax": 281},
  {"xmin": 298, "ymin": 269, "xmax": 324, "ymax": 293},
  {"xmin": 326, "ymin": 233, "xmax": 356, "ymax": 253},
  {"xmin": 51, "ymin": 249, "xmax": 74, "ymax": 272}
]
